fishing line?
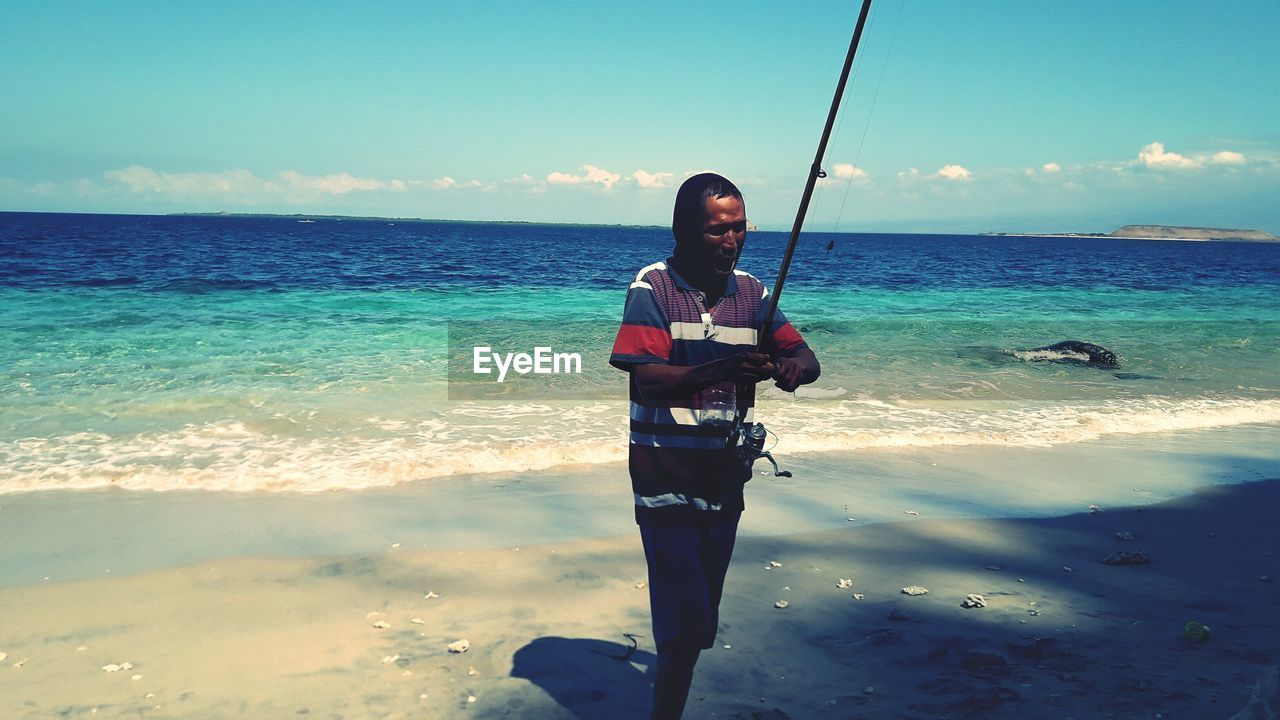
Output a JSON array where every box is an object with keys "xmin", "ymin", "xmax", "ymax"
[
  {"xmin": 810, "ymin": 0, "xmax": 882, "ymax": 225},
  {"xmin": 757, "ymin": 0, "xmax": 875, "ymax": 344},
  {"xmin": 832, "ymin": 0, "xmax": 907, "ymax": 235}
]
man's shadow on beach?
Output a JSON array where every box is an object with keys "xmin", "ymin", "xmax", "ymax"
[{"xmin": 511, "ymin": 636, "xmax": 655, "ymax": 719}]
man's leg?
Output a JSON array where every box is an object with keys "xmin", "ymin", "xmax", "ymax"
[
  {"xmin": 640, "ymin": 510, "xmax": 742, "ymax": 720},
  {"xmin": 650, "ymin": 635, "xmax": 702, "ymax": 720},
  {"xmin": 696, "ymin": 509, "xmax": 741, "ymax": 648}
]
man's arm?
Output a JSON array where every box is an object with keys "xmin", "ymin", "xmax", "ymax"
[{"xmin": 632, "ymin": 352, "xmax": 776, "ymax": 404}]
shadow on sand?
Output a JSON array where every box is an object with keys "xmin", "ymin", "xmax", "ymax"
[
  {"xmin": 509, "ymin": 475, "xmax": 1279, "ymax": 719},
  {"xmin": 511, "ymin": 637, "xmax": 656, "ymax": 720}
]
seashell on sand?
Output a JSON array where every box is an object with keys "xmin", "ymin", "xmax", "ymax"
[
  {"xmin": 837, "ymin": 578, "xmax": 853, "ymax": 589},
  {"xmin": 448, "ymin": 639, "xmax": 470, "ymax": 654},
  {"xmin": 901, "ymin": 585, "xmax": 928, "ymax": 596},
  {"xmin": 774, "ymin": 600, "xmax": 789, "ymax": 609},
  {"xmin": 961, "ymin": 594, "xmax": 987, "ymax": 608},
  {"xmin": 372, "ymin": 621, "xmax": 391, "ymax": 629}
]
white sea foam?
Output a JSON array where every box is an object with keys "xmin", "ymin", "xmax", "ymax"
[
  {"xmin": 1011, "ymin": 349, "xmax": 1090, "ymax": 363},
  {"xmin": 767, "ymin": 395, "xmax": 1280, "ymax": 453},
  {"xmin": 1, "ymin": 395, "xmax": 1277, "ymax": 494},
  {"xmin": 0, "ymin": 416, "xmax": 630, "ymax": 494}
]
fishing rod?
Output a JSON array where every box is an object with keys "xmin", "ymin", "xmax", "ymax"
[
  {"xmin": 758, "ymin": 0, "xmax": 874, "ymax": 346},
  {"xmin": 728, "ymin": 0, "xmax": 876, "ymax": 477}
]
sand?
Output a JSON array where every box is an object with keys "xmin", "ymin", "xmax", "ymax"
[
  {"xmin": 2, "ymin": 473, "xmax": 1278, "ymax": 719},
  {"xmin": 2, "ymin": 426, "xmax": 1279, "ymax": 718}
]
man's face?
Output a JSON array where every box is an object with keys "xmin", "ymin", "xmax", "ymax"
[{"xmin": 697, "ymin": 195, "xmax": 748, "ymax": 276}]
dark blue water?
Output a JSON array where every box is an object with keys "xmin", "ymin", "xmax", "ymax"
[{"xmin": 4, "ymin": 212, "xmax": 1278, "ymax": 294}]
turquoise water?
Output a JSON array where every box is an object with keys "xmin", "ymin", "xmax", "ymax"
[{"xmin": 2, "ymin": 213, "xmax": 1278, "ymax": 492}]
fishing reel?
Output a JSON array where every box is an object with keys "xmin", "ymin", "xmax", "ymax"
[
  {"xmin": 728, "ymin": 419, "xmax": 792, "ymax": 479},
  {"xmin": 699, "ymin": 385, "xmax": 791, "ymax": 478}
]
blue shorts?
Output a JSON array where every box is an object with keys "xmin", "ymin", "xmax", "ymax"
[{"xmin": 639, "ymin": 509, "xmax": 742, "ymax": 651}]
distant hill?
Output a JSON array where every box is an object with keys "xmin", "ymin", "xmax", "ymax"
[{"xmin": 1109, "ymin": 225, "xmax": 1280, "ymax": 242}]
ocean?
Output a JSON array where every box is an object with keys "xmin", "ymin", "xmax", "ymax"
[{"xmin": 2, "ymin": 212, "xmax": 1278, "ymax": 494}]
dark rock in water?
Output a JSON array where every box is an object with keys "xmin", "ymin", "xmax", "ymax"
[
  {"xmin": 1114, "ymin": 372, "xmax": 1162, "ymax": 380},
  {"xmin": 1030, "ymin": 340, "xmax": 1119, "ymax": 368},
  {"xmin": 1230, "ymin": 666, "xmax": 1279, "ymax": 720}
]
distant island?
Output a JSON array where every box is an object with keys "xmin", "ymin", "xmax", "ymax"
[
  {"xmin": 986, "ymin": 225, "xmax": 1280, "ymax": 242},
  {"xmin": 1108, "ymin": 225, "xmax": 1279, "ymax": 242}
]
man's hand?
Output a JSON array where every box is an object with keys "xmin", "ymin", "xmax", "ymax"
[
  {"xmin": 632, "ymin": 351, "xmax": 776, "ymax": 403},
  {"xmin": 771, "ymin": 348, "xmax": 820, "ymax": 392},
  {"xmin": 772, "ymin": 356, "xmax": 805, "ymax": 392},
  {"xmin": 722, "ymin": 352, "xmax": 775, "ymax": 384}
]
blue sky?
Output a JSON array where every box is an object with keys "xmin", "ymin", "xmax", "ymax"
[{"xmin": 2, "ymin": 0, "xmax": 1277, "ymax": 233}]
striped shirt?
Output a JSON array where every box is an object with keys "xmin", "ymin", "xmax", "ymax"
[{"xmin": 610, "ymin": 258, "xmax": 808, "ymax": 524}]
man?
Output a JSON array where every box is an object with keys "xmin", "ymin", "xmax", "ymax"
[{"xmin": 610, "ymin": 173, "xmax": 820, "ymax": 719}]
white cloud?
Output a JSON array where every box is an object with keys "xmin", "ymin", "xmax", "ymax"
[
  {"xmin": 1137, "ymin": 142, "xmax": 1198, "ymax": 169},
  {"xmin": 106, "ymin": 165, "xmax": 277, "ymax": 196},
  {"xmin": 833, "ymin": 163, "xmax": 868, "ymax": 179},
  {"xmin": 547, "ymin": 164, "xmax": 623, "ymax": 189},
  {"xmin": 410, "ymin": 176, "xmax": 488, "ymax": 191},
  {"xmin": 106, "ymin": 165, "xmax": 410, "ymax": 199},
  {"xmin": 584, "ymin": 164, "xmax": 622, "ymax": 188},
  {"xmin": 1042, "ymin": 162, "xmax": 1061, "ymax": 173},
  {"xmin": 279, "ymin": 170, "xmax": 397, "ymax": 195},
  {"xmin": 897, "ymin": 167, "xmax": 920, "ymax": 179},
  {"xmin": 547, "ymin": 171, "xmax": 585, "ymax": 186},
  {"xmin": 633, "ymin": 169, "xmax": 674, "ymax": 188},
  {"xmin": 502, "ymin": 173, "xmax": 545, "ymax": 193},
  {"xmin": 1211, "ymin": 150, "xmax": 1246, "ymax": 165},
  {"xmin": 937, "ymin": 164, "xmax": 972, "ymax": 181}
]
